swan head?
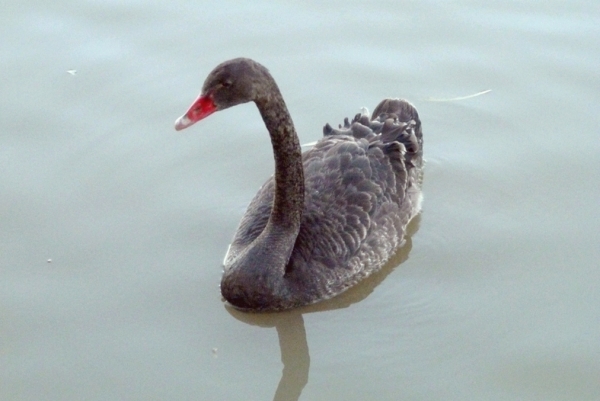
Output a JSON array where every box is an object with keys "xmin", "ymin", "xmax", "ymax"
[{"xmin": 175, "ymin": 58, "xmax": 270, "ymax": 131}]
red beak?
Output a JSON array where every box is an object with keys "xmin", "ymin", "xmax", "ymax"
[{"xmin": 174, "ymin": 94, "xmax": 217, "ymax": 131}]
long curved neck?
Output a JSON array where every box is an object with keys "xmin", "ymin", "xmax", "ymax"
[
  {"xmin": 255, "ymin": 81, "xmax": 304, "ymax": 233},
  {"xmin": 220, "ymin": 72, "xmax": 305, "ymax": 310}
]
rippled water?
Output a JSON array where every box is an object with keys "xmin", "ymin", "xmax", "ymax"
[{"xmin": 2, "ymin": 1, "xmax": 599, "ymax": 400}]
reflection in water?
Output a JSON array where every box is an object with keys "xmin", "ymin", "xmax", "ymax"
[
  {"xmin": 227, "ymin": 311, "xmax": 310, "ymax": 401},
  {"xmin": 227, "ymin": 216, "xmax": 421, "ymax": 400},
  {"xmin": 273, "ymin": 313, "xmax": 310, "ymax": 401}
]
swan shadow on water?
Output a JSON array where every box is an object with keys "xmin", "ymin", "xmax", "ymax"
[{"xmin": 225, "ymin": 215, "xmax": 421, "ymax": 401}]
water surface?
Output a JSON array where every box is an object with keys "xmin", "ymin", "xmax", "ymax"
[{"xmin": 1, "ymin": 1, "xmax": 599, "ymax": 400}]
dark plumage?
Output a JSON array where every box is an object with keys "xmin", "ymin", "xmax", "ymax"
[{"xmin": 175, "ymin": 58, "xmax": 424, "ymax": 311}]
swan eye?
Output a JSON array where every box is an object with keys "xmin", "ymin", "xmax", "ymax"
[{"xmin": 221, "ymin": 80, "xmax": 233, "ymax": 88}]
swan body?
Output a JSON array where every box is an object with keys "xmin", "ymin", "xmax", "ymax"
[{"xmin": 175, "ymin": 58, "xmax": 423, "ymax": 311}]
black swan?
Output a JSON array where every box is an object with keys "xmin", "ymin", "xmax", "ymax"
[{"xmin": 174, "ymin": 58, "xmax": 423, "ymax": 311}]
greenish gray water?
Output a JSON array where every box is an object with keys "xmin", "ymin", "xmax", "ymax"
[{"xmin": 1, "ymin": 1, "xmax": 599, "ymax": 400}]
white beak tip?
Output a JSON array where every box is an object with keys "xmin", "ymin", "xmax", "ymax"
[{"xmin": 174, "ymin": 115, "xmax": 192, "ymax": 131}]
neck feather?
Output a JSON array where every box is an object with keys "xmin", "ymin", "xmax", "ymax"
[
  {"xmin": 255, "ymin": 81, "xmax": 304, "ymax": 232},
  {"xmin": 219, "ymin": 78, "xmax": 305, "ymax": 309}
]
